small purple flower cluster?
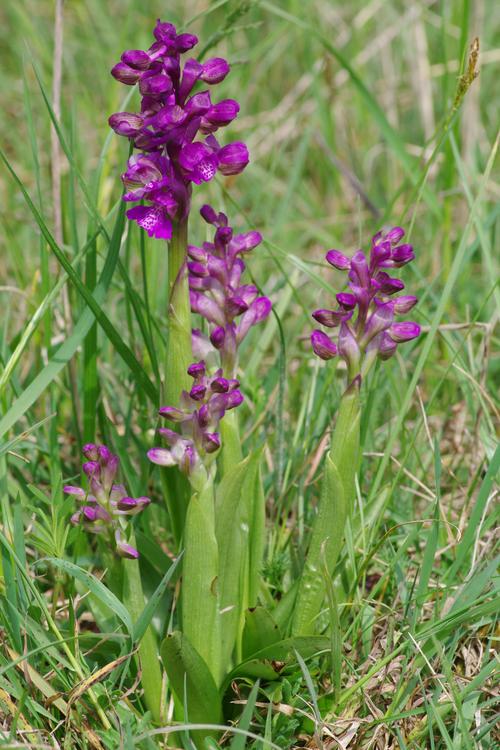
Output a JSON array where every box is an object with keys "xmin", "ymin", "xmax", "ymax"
[
  {"xmin": 311, "ymin": 227, "xmax": 421, "ymax": 379},
  {"xmin": 148, "ymin": 361, "xmax": 243, "ymax": 490},
  {"xmin": 189, "ymin": 205, "xmax": 272, "ymax": 377},
  {"xmin": 109, "ymin": 20, "xmax": 248, "ymax": 240},
  {"xmin": 65, "ymin": 444, "xmax": 150, "ymax": 559}
]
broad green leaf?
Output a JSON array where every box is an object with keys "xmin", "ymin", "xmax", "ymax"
[
  {"xmin": 215, "ymin": 450, "xmax": 262, "ymax": 672},
  {"xmin": 272, "ymin": 582, "xmax": 298, "ymax": 633},
  {"xmin": 160, "ymin": 631, "xmax": 221, "ymax": 743},
  {"xmin": 242, "ymin": 606, "xmax": 281, "ymax": 661},
  {"xmin": 226, "ymin": 635, "xmax": 330, "ymax": 686},
  {"xmin": 248, "ymin": 463, "xmax": 266, "ymax": 608},
  {"xmin": 219, "ymin": 408, "xmax": 243, "ymax": 476},
  {"xmin": 182, "ymin": 482, "xmax": 221, "ymax": 684}
]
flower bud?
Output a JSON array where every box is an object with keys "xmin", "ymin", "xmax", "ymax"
[
  {"xmin": 388, "ymin": 322, "xmax": 421, "ymax": 342},
  {"xmin": 312, "ymin": 309, "xmax": 347, "ymax": 328},
  {"xmin": 326, "ymin": 249, "xmax": 351, "ymax": 270},
  {"xmin": 187, "ymin": 361, "xmax": 206, "ymax": 378},
  {"xmin": 218, "ymin": 142, "xmax": 249, "ymax": 175},
  {"xmin": 111, "ymin": 62, "xmax": 141, "ymax": 85},
  {"xmin": 206, "ymin": 328, "xmax": 223, "ymax": 352},
  {"xmin": 108, "ymin": 112, "xmax": 143, "ymax": 137},
  {"xmin": 200, "ymin": 58, "xmax": 230, "ymax": 84},
  {"xmin": 311, "ymin": 330, "xmax": 337, "ymax": 360},
  {"xmin": 391, "ymin": 244, "xmax": 414, "ymax": 266},
  {"xmin": 336, "ymin": 293, "xmax": 357, "ymax": 310},
  {"xmin": 200, "ymin": 204, "xmax": 219, "ymax": 225},
  {"xmin": 121, "ymin": 49, "xmax": 151, "ymax": 70},
  {"xmin": 392, "ymin": 295, "xmax": 418, "ymax": 314}
]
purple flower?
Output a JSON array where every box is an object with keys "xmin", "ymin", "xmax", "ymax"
[
  {"xmin": 108, "ymin": 19, "xmax": 249, "ymax": 237},
  {"xmin": 187, "ymin": 206, "xmax": 271, "ymax": 377},
  {"xmin": 311, "ymin": 227, "xmax": 421, "ymax": 379},
  {"xmin": 65, "ymin": 444, "xmax": 149, "ymax": 559},
  {"xmin": 148, "ymin": 361, "xmax": 243, "ymax": 490}
]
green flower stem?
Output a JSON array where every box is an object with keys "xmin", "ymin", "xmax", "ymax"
[
  {"xmin": 162, "ymin": 218, "xmax": 192, "ymax": 544},
  {"xmin": 219, "ymin": 408, "xmax": 243, "ymax": 476},
  {"xmin": 165, "ymin": 218, "xmax": 192, "ymax": 405},
  {"xmin": 292, "ymin": 378, "xmax": 361, "ymax": 635},
  {"xmin": 182, "ymin": 479, "xmax": 221, "ymax": 685},
  {"xmin": 122, "ymin": 533, "xmax": 163, "ymax": 724}
]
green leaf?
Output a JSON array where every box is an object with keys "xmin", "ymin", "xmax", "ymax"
[
  {"xmin": 182, "ymin": 482, "xmax": 221, "ymax": 684},
  {"xmin": 215, "ymin": 450, "xmax": 262, "ymax": 672},
  {"xmin": 242, "ymin": 607, "xmax": 281, "ymax": 661},
  {"xmin": 226, "ymin": 635, "xmax": 330, "ymax": 686},
  {"xmin": 133, "ymin": 553, "xmax": 182, "ymax": 642},
  {"xmin": 248, "ymin": 463, "xmax": 266, "ymax": 608},
  {"xmin": 293, "ymin": 382, "xmax": 360, "ymax": 635},
  {"xmin": 160, "ymin": 631, "xmax": 222, "ymax": 740},
  {"xmin": 39, "ymin": 558, "xmax": 133, "ymax": 637},
  {"xmin": 229, "ymin": 679, "xmax": 260, "ymax": 750}
]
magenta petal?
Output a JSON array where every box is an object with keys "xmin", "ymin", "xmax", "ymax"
[{"xmin": 126, "ymin": 205, "xmax": 172, "ymax": 240}]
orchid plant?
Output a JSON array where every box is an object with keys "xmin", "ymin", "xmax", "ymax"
[{"xmin": 65, "ymin": 16, "xmax": 422, "ymax": 744}]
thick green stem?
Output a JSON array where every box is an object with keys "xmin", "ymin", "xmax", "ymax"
[
  {"xmin": 292, "ymin": 379, "xmax": 361, "ymax": 635},
  {"xmin": 164, "ymin": 218, "xmax": 192, "ymax": 405},
  {"xmin": 182, "ymin": 480, "xmax": 221, "ymax": 684},
  {"xmin": 162, "ymin": 218, "xmax": 192, "ymax": 544},
  {"xmin": 122, "ymin": 534, "xmax": 163, "ymax": 724},
  {"xmin": 219, "ymin": 408, "xmax": 243, "ymax": 476}
]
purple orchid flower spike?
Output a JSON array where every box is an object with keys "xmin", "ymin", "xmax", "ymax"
[
  {"xmin": 148, "ymin": 361, "xmax": 243, "ymax": 491},
  {"xmin": 65, "ymin": 443, "xmax": 150, "ymax": 558},
  {"xmin": 109, "ymin": 19, "xmax": 249, "ymax": 239},
  {"xmin": 188, "ymin": 206, "xmax": 272, "ymax": 377},
  {"xmin": 312, "ymin": 227, "xmax": 421, "ymax": 381}
]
